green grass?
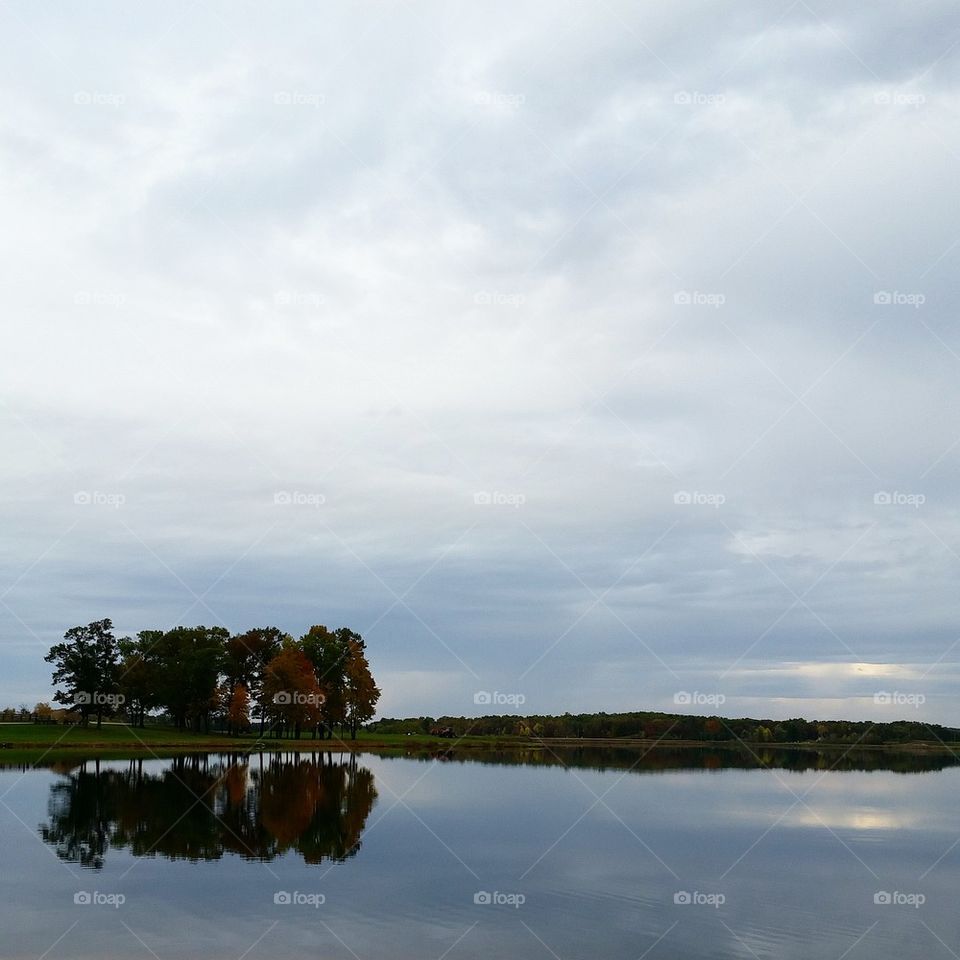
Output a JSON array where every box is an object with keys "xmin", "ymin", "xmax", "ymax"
[
  {"xmin": 0, "ymin": 723, "xmax": 228, "ymax": 748},
  {"xmin": 0, "ymin": 723, "xmax": 518, "ymax": 756}
]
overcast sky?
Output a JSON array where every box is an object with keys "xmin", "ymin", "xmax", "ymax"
[{"xmin": 2, "ymin": 0, "xmax": 959, "ymax": 724}]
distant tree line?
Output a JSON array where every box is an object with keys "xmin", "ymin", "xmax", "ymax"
[
  {"xmin": 368, "ymin": 711, "xmax": 960, "ymax": 745},
  {"xmin": 41, "ymin": 619, "xmax": 380, "ymax": 739}
]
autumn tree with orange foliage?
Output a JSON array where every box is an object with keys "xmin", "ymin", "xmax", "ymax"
[
  {"xmin": 227, "ymin": 683, "xmax": 251, "ymax": 734},
  {"xmin": 344, "ymin": 638, "xmax": 380, "ymax": 739},
  {"xmin": 262, "ymin": 644, "xmax": 326, "ymax": 738}
]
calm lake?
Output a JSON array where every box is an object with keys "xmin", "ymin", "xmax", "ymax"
[{"xmin": 1, "ymin": 746, "xmax": 958, "ymax": 958}]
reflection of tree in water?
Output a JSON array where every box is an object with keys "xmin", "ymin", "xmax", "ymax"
[
  {"xmin": 40, "ymin": 753, "xmax": 377, "ymax": 869},
  {"xmin": 39, "ymin": 758, "xmax": 113, "ymax": 868},
  {"xmin": 392, "ymin": 745, "xmax": 960, "ymax": 775}
]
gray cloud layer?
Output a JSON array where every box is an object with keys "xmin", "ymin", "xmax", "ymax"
[{"xmin": 2, "ymin": 0, "xmax": 960, "ymax": 721}]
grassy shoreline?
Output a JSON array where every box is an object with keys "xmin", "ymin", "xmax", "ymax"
[{"xmin": 1, "ymin": 723, "xmax": 958, "ymax": 760}]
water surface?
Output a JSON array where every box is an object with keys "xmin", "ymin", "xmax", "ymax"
[{"xmin": 1, "ymin": 746, "xmax": 957, "ymax": 958}]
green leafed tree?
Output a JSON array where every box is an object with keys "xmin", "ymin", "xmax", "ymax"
[
  {"xmin": 116, "ymin": 633, "xmax": 162, "ymax": 728},
  {"xmin": 300, "ymin": 625, "xmax": 349, "ymax": 737},
  {"xmin": 44, "ymin": 619, "xmax": 121, "ymax": 728},
  {"xmin": 149, "ymin": 626, "xmax": 229, "ymax": 731},
  {"xmin": 224, "ymin": 627, "xmax": 286, "ymax": 734}
]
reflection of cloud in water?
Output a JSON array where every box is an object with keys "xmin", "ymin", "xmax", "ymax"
[{"xmin": 787, "ymin": 807, "xmax": 914, "ymax": 831}]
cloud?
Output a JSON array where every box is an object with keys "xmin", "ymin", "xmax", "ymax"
[{"xmin": 2, "ymin": 0, "xmax": 960, "ymax": 721}]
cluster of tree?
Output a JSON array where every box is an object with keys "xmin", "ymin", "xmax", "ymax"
[
  {"xmin": 41, "ymin": 753, "xmax": 376, "ymax": 867},
  {"xmin": 44, "ymin": 619, "xmax": 380, "ymax": 739},
  {"xmin": 368, "ymin": 710, "xmax": 960, "ymax": 745}
]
